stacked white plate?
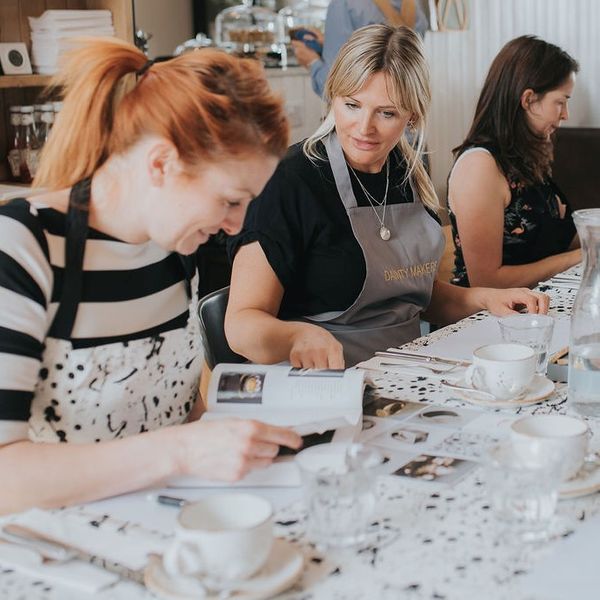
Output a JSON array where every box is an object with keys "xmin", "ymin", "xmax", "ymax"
[{"xmin": 29, "ymin": 10, "xmax": 115, "ymax": 75}]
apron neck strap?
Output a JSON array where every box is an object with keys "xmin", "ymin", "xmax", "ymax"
[
  {"xmin": 48, "ymin": 178, "xmax": 92, "ymax": 339},
  {"xmin": 324, "ymin": 131, "xmax": 359, "ymax": 211}
]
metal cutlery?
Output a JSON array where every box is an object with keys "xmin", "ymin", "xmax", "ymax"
[
  {"xmin": 1, "ymin": 523, "xmax": 144, "ymax": 584},
  {"xmin": 379, "ymin": 362, "xmax": 461, "ymax": 375},
  {"xmin": 375, "ymin": 350, "xmax": 471, "ymax": 367},
  {"xmin": 439, "ymin": 380, "xmax": 529, "ymax": 403},
  {"xmin": 439, "ymin": 379, "xmax": 498, "ymax": 400}
]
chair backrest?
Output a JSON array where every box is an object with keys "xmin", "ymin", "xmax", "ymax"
[{"xmin": 197, "ymin": 286, "xmax": 246, "ymax": 370}]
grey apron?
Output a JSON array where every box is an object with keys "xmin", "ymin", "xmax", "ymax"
[{"xmin": 304, "ymin": 132, "xmax": 444, "ymax": 366}]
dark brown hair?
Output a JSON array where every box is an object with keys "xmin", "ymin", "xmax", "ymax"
[
  {"xmin": 453, "ymin": 35, "xmax": 578, "ymax": 185},
  {"xmin": 35, "ymin": 38, "xmax": 289, "ymax": 189}
]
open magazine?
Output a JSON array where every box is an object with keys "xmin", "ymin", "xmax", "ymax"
[{"xmin": 168, "ymin": 363, "xmax": 366, "ymax": 488}]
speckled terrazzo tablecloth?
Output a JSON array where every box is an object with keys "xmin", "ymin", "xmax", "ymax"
[{"xmin": 1, "ymin": 285, "xmax": 592, "ymax": 600}]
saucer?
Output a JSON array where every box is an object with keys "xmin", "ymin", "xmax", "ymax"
[
  {"xmin": 144, "ymin": 538, "xmax": 304, "ymax": 600},
  {"xmin": 442, "ymin": 374, "xmax": 555, "ymax": 408},
  {"xmin": 559, "ymin": 458, "xmax": 600, "ymax": 499}
]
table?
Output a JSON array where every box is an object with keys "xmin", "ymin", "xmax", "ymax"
[{"xmin": 1, "ymin": 283, "xmax": 595, "ymax": 600}]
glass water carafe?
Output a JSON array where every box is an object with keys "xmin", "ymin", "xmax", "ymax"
[{"xmin": 569, "ymin": 209, "xmax": 600, "ymax": 416}]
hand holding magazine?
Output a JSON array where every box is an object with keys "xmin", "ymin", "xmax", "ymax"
[{"xmin": 169, "ymin": 364, "xmax": 366, "ymax": 488}]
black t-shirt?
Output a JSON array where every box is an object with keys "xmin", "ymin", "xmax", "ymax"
[{"xmin": 228, "ymin": 141, "xmax": 428, "ymax": 319}]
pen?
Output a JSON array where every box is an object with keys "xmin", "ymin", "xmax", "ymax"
[{"xmin": 156, "ymin": 494, "xmax": 188, "ymax": 508}]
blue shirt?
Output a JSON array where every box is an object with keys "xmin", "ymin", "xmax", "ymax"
[{"xmin": 310, "ymin": 0, "xmax": 428, "ymax": 98}]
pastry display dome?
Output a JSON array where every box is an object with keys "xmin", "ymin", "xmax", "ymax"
[
  {"xmin": 278, "ymin": 0, "xmax": 326, "ymax": 41},
  {"xmin": 215, "ymin": 0, "xmax": 287, "ymax": 67},
  {"xmin": 278, "ymin": 0, "xmax": 326, "ymax": 65}
]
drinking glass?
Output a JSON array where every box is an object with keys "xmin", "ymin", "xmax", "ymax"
[
  {"xmin": 486, "ymin": 441, "xmax": 563, "ymax": 543},
  {"xmin": 498, "ymin": 314, "xmax": 555, "ymax": 374},
  {"xmin": 295, "ymin": 443, "xmax": 382, "ymax": 549}
]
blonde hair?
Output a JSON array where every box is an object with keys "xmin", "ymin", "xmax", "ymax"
[
  {"xmin": 34, "ymin": 38, "xmax": 289, "ymax": 189},
  {"xmin": 304, "ymin": 24, "xmax": 438, "ymax": 212}
]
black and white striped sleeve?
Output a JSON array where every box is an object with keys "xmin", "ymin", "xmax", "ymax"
[{"xmin": 0, "ymin": 200, "xmax": 52, "ymax": 444}]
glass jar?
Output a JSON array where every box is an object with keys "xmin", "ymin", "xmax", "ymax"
[
  {"xmin": 19, "ymin": 106, "xmax": 41, "ymax": 183},
  {"xmin": 215, "ymin": 0, "xmax": 286, "ymax": 68},
  {"xmin": 568, "ymin": 209, "xmax": 600, "ymax": 416},
  {"xmin": 37, "ymin": 103, "xmax": 55, "ymax": 146},
  {"xmin": 7, "ymin": 106, "xmax": 22, "ymax": 181}
]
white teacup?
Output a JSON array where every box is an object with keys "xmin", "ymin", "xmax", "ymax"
[
  {"xmin": 465, "ymin": 343, "xmax": 536, "ymax": 401},
  {"xmin": 163, "ymin": 493, "xmax": 273, "ymax": 583},
  {"xmin": 510, "ymin": 415, "xmax": 590, "ymax": 481}
]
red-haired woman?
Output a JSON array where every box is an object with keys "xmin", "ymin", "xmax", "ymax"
[
  {"xmin": 0, "ymin": 39, "xmax": 299, "ymax": 514},
  {"xmin": 448, "ymin": 36, "xmax": 581, "ymax": 288}
]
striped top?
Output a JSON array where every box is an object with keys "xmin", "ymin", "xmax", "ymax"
[{"xmin": 0, "ymin": 198, "xmax": 203, "ymax": 445}]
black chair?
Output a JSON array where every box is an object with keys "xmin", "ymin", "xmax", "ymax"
[{"xmin": 197, "ymin": 286, "xmax": 246, "ymax": 370}]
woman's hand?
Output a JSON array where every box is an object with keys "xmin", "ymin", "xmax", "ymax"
[
  {"xmin": 291, "ymin": 41, "xmax": 321, "ymax": 68},
  {"xmin": 178, "ymin": 419, "xmax": 302, "ymax": 482},
  {"xmin": 289, "ymin": 323, "xmax": 345, "ymax": 369},
  {"xmin": 475, "ymin": 287, "xmax": 550, "ymax": 316}
]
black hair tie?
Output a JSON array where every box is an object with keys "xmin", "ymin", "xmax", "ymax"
[{"xmin": 136, "ymin": 58, "xmax": 155, "ymax": 77}]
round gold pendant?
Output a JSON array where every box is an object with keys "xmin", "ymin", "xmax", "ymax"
[{"xmin": 380, "ymin": 226, "xmax": 391, "ymax": 241}]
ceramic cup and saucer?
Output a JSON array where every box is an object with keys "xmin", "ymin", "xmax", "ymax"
[
  {"xmin": 144, "ymin": 538, "xmax": 304, "ymax": 600},
  {"xmin": 558, "ymin": 454, "xmax": 600, "ymax": 499},
  {"xmin": 144, "ymin": 493, "xmax": 304, "ymax": 600},
  {"xmin": 441, "ymin": 343, "xmax": 554, "ymax": 408},
  {"xmin": 509, "ymin": 414, "xmax": 600, "ymax": 499}
]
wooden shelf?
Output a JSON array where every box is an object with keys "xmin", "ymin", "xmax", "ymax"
[
  {"xmin": 0, "ymin": 75, "xmax": 53, "ymax": 89},
  {"xmin": 0, "ymin": 1, "xmax": 134, "ymax": 180}
]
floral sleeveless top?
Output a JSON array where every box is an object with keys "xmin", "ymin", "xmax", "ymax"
[{"xmin": 448, "ymin": 147, "xmax": 576, "ymax": 287}]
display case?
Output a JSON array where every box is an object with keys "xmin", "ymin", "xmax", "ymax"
[
  {"xmin": 278, "ymin": 1, "xmax": 326, "ymax": 65},
  {"xmin": 215, "ymin": 0, "xmax": 287, "ymax": 68},
  {"xmin": 279, "ymin": 0, "xmax": 326, "ymax": 39}
]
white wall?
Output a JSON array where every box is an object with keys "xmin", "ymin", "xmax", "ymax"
[
  {"xmin": 133, "ymin": 0, "xmax": 193, "ymax": 58},
  {"xmin": 424, "ymin": 0, "xmax": 600, "ymax": 204}
]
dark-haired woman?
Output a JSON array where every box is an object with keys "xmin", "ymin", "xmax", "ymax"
[{"xmin": 448, "ymin": 35, "xmax": 581, "ymax": 288}]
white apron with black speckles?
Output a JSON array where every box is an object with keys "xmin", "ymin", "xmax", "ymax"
[{"xmin": 29, "ymin": 279, "xmax": 202, "ymax": 443}]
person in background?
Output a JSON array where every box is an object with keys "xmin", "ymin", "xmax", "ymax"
[
  {"xmin": 225, "ymin": 25, "xmax": 548, "ymax": 370},
  {"xmin": 0, "ymin": 38, "xmax": 301, "ymax": 515},
  {"xmin": 448, "ymin": 35, "xmax": 581, "ymax": 288},
  {"xmin": 292, "ymin": 0, "xmax": 428, "ymax": 98}
]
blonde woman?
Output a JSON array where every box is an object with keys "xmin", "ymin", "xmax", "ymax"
[
  {"xmin": 0, "ymin": 39, "xmax": 300, "ymax": 514},
  {"xmin": 226, "ymin": 25, "xmax": 549, "ymax": 369},
  {"xmin": 293, "ymin": 0, "xmax": 427, "ymax": 98}
]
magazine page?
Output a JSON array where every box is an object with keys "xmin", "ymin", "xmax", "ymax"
[
  {"xmin": 204, "ymin": 363, "xmax": 365, "ymax": 431},
  {"xmin": 168, "ymin": 364, "xmax": 364, "ymax": 488}
]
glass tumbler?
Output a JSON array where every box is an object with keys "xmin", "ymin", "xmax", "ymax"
[
  {"xmin": 295, "ymin": 443, "xmax": 382, "ymax": 549},
  {"xmin": 486, "ymin": 441, "xmax": 563, "ymax": 543},
  {"xmin": 498, "ymin": 314, "xmax": 555, "ymax": 374}
]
